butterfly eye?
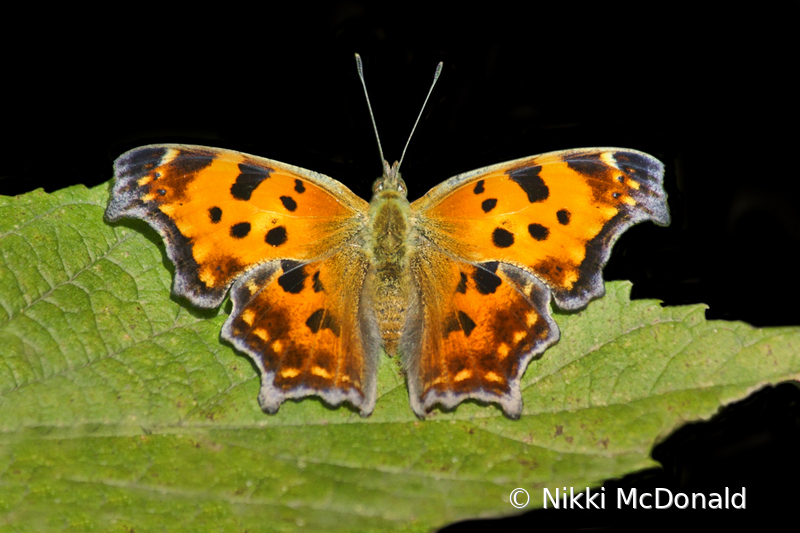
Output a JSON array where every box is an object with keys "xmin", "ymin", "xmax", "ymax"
[{"xmin": 373, "ymin": 181, "xmax": 384, "ymax": 193}]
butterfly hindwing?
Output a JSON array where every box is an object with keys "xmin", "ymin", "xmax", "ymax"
[
  {"xmin": 224, "ymin": 252, "xmax": 379, "ymax": 416},
  {"xmin": 403, "ymin": 242, "xmax": 559, "ymax": 417}
]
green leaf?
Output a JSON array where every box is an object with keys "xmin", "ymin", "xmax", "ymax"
[{"xmin": 1, "ymin": 184, "xmax": 798, "ymax": 532}]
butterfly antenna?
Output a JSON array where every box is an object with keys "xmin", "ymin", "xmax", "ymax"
[
  {"xmin": 398, "ymin": 60, "xmax": 443, "ymax": 171},
  {"xmin": 355, "ymin": 53, "xmax": 386, "ymax": 165}
]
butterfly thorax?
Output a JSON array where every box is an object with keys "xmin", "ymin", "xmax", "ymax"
[{"xmin": 365, "ymin": 162, "xmax": 412, "ymax": 354}]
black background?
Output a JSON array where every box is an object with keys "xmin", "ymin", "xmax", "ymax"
[{"xmin": 3, "ymin": 4, "xmax": 797, "ymax": 531}]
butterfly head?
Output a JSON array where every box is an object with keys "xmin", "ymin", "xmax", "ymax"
[
  {"xmin": 371, "ymin": 160, "xmax": 407, "ymax": 198},
  {"xmin": 356, "ymin": 54, "xmax": 440, "ymax": 202}
]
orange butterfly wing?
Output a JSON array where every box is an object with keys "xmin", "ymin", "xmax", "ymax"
[
  {"xmin": 405, "ymin": 148, "xmax": 669, "ymax": 416},
  {"xmin": 223, "ymin": 254, "xmax": 379, "ymax": 415},
  {"xmin": 403, "ymin": 248, "xmax": 560, "ymax": 417},
  {"xmin": 106, "ymin": 145, "xmax": 380, "ymax": 415}
]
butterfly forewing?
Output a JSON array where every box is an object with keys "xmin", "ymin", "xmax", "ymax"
[
  {"xmin": 412, "ymin": 148, "xmax": 669, "ymax": 310},
  {"xmin": 106, "ymin": 144, "xmax": 369, "ymax": 307}
]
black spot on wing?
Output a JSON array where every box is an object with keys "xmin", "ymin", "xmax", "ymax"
[
  {"xmin": 483, "ymin": 261, "xmax": 499, "ymax": 273},
  {"xmin": 277, "ymin": 260, "xmax": 306, "ymax": 294},
  {"xmin": 306, "ymin": 309, "xmax": 340, "ymax": 336},
  {"xmin": 444, "ymin": 311, "xmax": 477, "ymax": 337},
  {"xmin": 266, "ymin": 226, "xmax": 287, "ymax": 246},
  {"xmin": 312, "ymin": 271, "xmax": 324, "ymax": 293},
  {"xmin": 528, "ymin": 223, "xmax": 549, "ymax": 241},
  {"xmin": 209, "ymin": 206, "xmax": 222, "ymax": 223},
  {"xmin": 492, "ymin": 227, "xmax": 514, "ymax": 248},
  {"xmin": 508, "ymin": 166, "xmax": 549, "ymax": 203},
  {"xmin": 230, "ymin": 222, "xmax": 251, "ymax": 238},
  {"xmin": 473, "ymin": 180, "xmax": 485, "ymax": 194},
  {"xmin": 472, "ymin": 262, "xmax": 501, "ymax": 294},
  {"xmin": 306, "ymin": 309, "xmax": 324, "ymax": 333},
  {"xmin": 231, "ymin": 163, "xmax": 272, "ymax": 201},
  {"xmin": 456, "ymin": 272, "xmax": 468, "ymax": 294},
  {"xmin": 556, "ymin": 209, "xmax": 570, "ymax": 225},
  {"xmin": 294, "ymin": 179, "xmax": 306, "ymax": 193},
  {"xmin": 457, "ymin": 311, "xmax": 477, "ymax": 337},
  {"xmin": 280, "ymin": 196, "xmax": 298, "ymax": 212},
  {"xmin": 481, "ymin": 198, "xmax": 498, "ymax": 213}
]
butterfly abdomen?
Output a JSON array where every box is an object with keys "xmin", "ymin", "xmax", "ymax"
[{"xmin": 365, "ymin": 191, "xmax": 413, "ymax": 354}]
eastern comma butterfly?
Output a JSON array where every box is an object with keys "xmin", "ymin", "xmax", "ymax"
[{"xmin": 106, "ymin": 55, "xmax": 669, "ymax": 418}]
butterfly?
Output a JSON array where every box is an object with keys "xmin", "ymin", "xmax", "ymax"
[{"xmin": 105, "ymin": 55, "xmax": 669, "ymax": 418}]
